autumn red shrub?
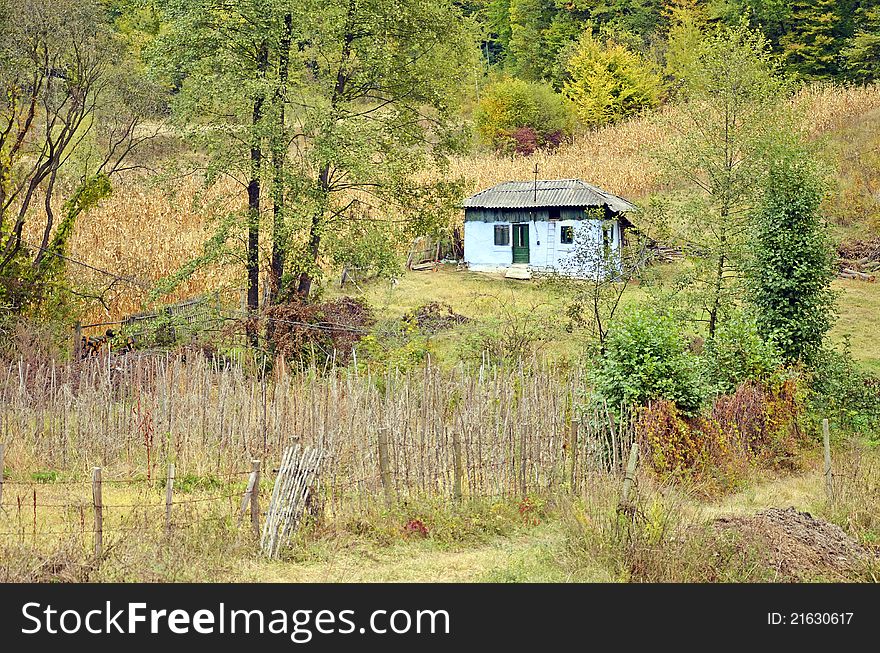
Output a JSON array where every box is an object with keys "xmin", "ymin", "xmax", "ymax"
[
  {"xmin": 711, "ymin": 378, "xmax": 804, "ymax": 469},
  {"xmin": 403, "ymin": 518, "xmax": 429, "ymax": 538},
  {"xmin": 266, "ymin": 297, "xmax": 374, "ymax": 365},
  {"xmin": 508, "ymin": 127, "xmax": 539, "ymax": 155},
  {"xmin": 637, "ymin": 379, "xmax": 806, "ymax": 490}
]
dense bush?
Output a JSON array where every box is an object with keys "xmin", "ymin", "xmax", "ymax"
[
  {"xmin": 473, "ymin": 77, "xmax": 574, "ymax": 154},
  {"xmin": 710, "ymin": 378, "xmax": 805, "ymax": 468},
  {"xmin": 701, "ymin": 313, "xmax": 782, "ymax": 394},
  {"xmin": 459, "ymin": 299, "xmax": 556, "ymax": 365},
  {"xmin": 808, "ymin": 343, "xmax": 880, "ymax": 437},
  {"xmin": 266, "ymin": 297, "xmax": 374, "ymax": 365},
  {"xmin": 637, "ymin": 399, "xmax": 729, "ymax": 485},
  {"xmin": 562, "ymin": 32, "xmax": 664, "ymax": 128},
  {"xmin": 749, "ymin": 143, "xmax": 836, "ymax": 366},
  {"xmin": 638, "ymin": 378, "xmax": 806, "ymax": 489},
  {"xmin": 357, "ymin": 318, "xmax": 432, "ymax": 373},
  {"xmin": 594, "ymin": 308, "xmax": 704, "ymax": 414}
]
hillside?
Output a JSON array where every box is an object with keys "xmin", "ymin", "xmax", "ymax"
[
  {"xmin": 51, "ymin": 84, "xmax": 880, "ymax": 345},
  {"xmin": 5, "ymin": 0, "xmax": 880, "ymax": 600}
]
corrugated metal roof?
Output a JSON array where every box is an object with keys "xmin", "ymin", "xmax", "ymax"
[{"xmin": 462, "ymin": 179, "xmax": 636, "ymax": 213}]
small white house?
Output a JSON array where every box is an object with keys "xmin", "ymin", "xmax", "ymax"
[{"xmin": 462, "ymin": 179, "xmax": 636, "ymax": 278}]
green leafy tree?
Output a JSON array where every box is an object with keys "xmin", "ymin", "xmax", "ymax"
[
  {"xmin": 701, "ymin": 312, "xmax": 781, "ymax": 394},
  {"xmin": 489, "ymin": 0, "xmax": 665, "ymax": 83},
  {"xmin": 748, "ymin": 139, "xmax": 836, "ymax": 366},
  {"xmin": 473, "ymin": 77, "xmax": 573, "ymax": 152},
  {"xmin": 663, "ymin": 0, "xmax": 707, "ymax": 86},
  {"xmin": 779, "ymin": 0, "xmax": 841, "ymax": 80},
  {"xmin": 507, "ymin": 0, "xmax": 559, "ymax": 80},
  {"xmin": 153, "ymin": 0, "xmax": 476, "ymax": 339},
  {"xmin": 150, "ymin": 0, "xmax": 285, "ymax": 343},
  {"xmin": 656, "ymin": 22, "xmax": 788, "ymax": 339},
  {"xmin": 562, "ymin": 32, "xmax": 664, "ymax": 128},
  {"xmin": 595, "ymin": 306, "xmax": 705, "ymax": 413},
  {"xmin": 590, "ymin": 0, "xmax": 666, "ymax": 37},
  {"xmin": 712, "ymin": 0, "xmax": 792, "ymax": 49},
  {"xmin": 843, "ymin": 3, "xmax": 880, "ymax": 82}
]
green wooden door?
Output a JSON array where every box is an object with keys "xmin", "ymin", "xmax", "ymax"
[{"xmin": 512, "ymin": 224, "xmax": 530, "ymax": 263}]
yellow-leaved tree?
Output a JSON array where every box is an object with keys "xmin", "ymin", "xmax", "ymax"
[{"xmin": 562, "ymin": 33, "xmax": 664, "ymax": 128}]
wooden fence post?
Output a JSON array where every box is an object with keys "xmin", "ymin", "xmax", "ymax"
[
  {"xmin": 377, "ymin": 427, "xmax": 393, "ymax": 507},
  {"xmin": 250, "ymin": 460, "xmax": 261, "ymax": 539},
  {"xmin": 73, "ymin": 321, "xmax": 82, "ymax": 361},
  {"xmin": 92, "ymin": 467, "xmax": 103, "ymax": 558},
  {"xmin": 0, "ymin": 443, "xmax": 5, "ymax": 511},
  {"xmin": 823, "ymin": 418, "xmax": 834, "ymax": 503},
  {"xmin": 569, "ymin": 417, "xmax": 579, "ymax": 492},
  {"xmin": 164, "ymin": 463, "xmax": 175, "ymax": 535},
  {"xmin": 619, "ymin": 442, "xmax": 639, "ymax": 511},
  {"xmin": 239, "ymin": 469, "xmax": 258, "ymax": 526},
  {"xmin": 451, "ymin": 430, "xmax": 463, "ymax": 501}
]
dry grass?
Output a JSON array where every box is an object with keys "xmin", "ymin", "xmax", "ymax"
[
  {"xmin": 237, "ymin": 520, "xmax": 574, "ymax": 582},
  {"xmin": 800, "ymin": 83, "xmax": 880, "ymax": 135},
  {"xmin": 21, "ymin": 175, "xmax": 245, "ymax": 328},
  {"xmin": 446, "ymin": 83, "xmax": 880, "ymax": 200}
]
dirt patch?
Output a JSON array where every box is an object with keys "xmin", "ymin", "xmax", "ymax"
[{"xmin": 713, "ymin": 507, "xmax": 874, "ymax": 581}]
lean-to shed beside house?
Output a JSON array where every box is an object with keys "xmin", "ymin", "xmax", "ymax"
[{"xmin": 462, "ymin": 179, "xmax": 636, "ymax": 277}]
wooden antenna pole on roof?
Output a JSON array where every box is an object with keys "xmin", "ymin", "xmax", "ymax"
[{"xmin": 533, "ymin": 162, "xmax": 539, "ymax": 203}]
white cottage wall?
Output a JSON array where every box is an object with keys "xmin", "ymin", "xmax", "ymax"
[
  {"xmin": 463, "ymin": 217, "xmax": 620, "ymax": 277},
  {"xmin": 463, "ymin": 221, "xmax": 513, "ymax": 270}
]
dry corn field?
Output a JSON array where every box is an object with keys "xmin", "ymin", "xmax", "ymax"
[{"xmin": 37, "ymin": 83, "xmax": 880, "ymax": 327}]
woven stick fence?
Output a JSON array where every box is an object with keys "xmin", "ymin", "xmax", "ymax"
[{"xmin": 0, "ymin": 354, "xmax": 636, "ymax": 512}]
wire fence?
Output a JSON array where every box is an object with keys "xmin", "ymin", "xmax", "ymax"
[
  {"xmin": 0, "ymin": 411, "xmax": 634, "ymax": 551},
  {"xmin": 0, "ymin": 462, "xmax": 258, "ymax": 544}
]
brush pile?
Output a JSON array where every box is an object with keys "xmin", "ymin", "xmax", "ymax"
[{"xmin": 837, "ymin": 238, "xmax": 880, "ymax": 281}]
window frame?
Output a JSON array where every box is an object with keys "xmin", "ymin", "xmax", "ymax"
[
  {"xmin": 560, "ymin": 225, "xmax": 574, "ymax": 245},
  {"xmin": 602, "ymin": 222, "xmax": 615, "ymax": 250},
  {"xmin": 493, "ymin": 224, "xmax": 510, "ymax": 247}
]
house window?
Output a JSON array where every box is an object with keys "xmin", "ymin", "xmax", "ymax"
[
  {"xmin": 560, "ymin": 225, "xmax": 574, "ymax": 244},
  {"xmin": 602, "ymin": 223, "xmax": 615, "ymax": 250},
  {"xmin": 494, "ymin": 224, "xmax": 510, "ymax": 246},
  {"xmin": 548, "ymin": 207, "xmax": 561, "ymax": 220}
]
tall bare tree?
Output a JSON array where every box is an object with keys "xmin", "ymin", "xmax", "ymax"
[{"xmin": 0, "ymin": 0, "xmax": 160, "ymax": 311}]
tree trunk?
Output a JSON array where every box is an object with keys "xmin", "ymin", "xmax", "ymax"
[
  {"xmin": 707, "ymin": 251, "xmax": 725, "ymax": 339},
  {"xmin": 269, "ymin": 14, "xmax": 293, "ymax": 305},
  {"xmin": 295, "ymin": 5, "xmax": 355, "ymax": 299},
  {"xmin": 246, "ymin": 42, "xmax": 269, "ymax": 348}
]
